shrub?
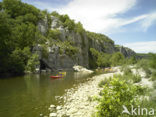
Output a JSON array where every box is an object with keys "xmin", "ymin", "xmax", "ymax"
[
  {"xmin": 137, "ymin": 59, "xmax": 151, "ymax": 77},
  {"xmin": 41, "ymin": 45, "xmax": 49, "ymax": 59},
  {"xmin": 151, "ymin": 72, "xmax": 156, "ymax": 81},
  {"xmin": 153, "ymin": 81, "xmax": 156, "ymax": 89},
  {"xmin": 48, "ymin": 29, "xmax": 61, "ymax": 40},
  {"xmin": 149, "ymin": 53, "xmax": 156, "ymax": 70},
  {"xmin": 98, "ymin": 77, "xmax": 111, "ymax": 87},
  {"xmin": 95, "ymin": 77, "xmax": 140, "ymax": 117},
  {"xmin": 26, "ymin": 53, "xmax": 39, "ymax": 72},
  {"xmin": 110, "ymin": 52, "xmax": 125, "ymax": 66},
  {"xmin": 89, "ymin": 48, "xmax": 111, "ymax": 68},
  {"xmin": 133, "ymin": 74, "xmax": 142, "ymax": 83}
]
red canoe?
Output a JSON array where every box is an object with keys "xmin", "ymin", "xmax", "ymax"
[{"xmin": 50, "ymin": 76, "xmax": 63, "ymax": 79}]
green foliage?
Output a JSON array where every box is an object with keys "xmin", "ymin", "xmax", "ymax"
[
  {"xmin": 95, "ymin": 77, "xmax": 141, "ymax": 117},
  {"xmin": 122, "ymin": 67, "xmax": 142, "ymax": 83},
  {"xmin": 12, "ymin": 22, "xmax": 37, "ymax": 48},
  {"xmin": 51, "ymin": 11, "xmax": 59, "ymax": 17},
  {"xmin": 126, "ymin": 56, "xmax": 137, "ymax": 65},
  {"xmin": 149, "ymin": 53, "xmax": 156, "ymax": 70},
  {"xmin": 3, "ymin": 0, "xmax": 40, "ymax": 19},
  {"xmin": 153, "ymin": 81, "xmax": 156, "ymax": 89},
  {"xmin": 0, "ymin": 0, "xmax": 41, "ymax": 76},
  {"xmin": 25, "ymin": 53, "xmax": 39, "ymax": 72},
  {"xmin": 98, "ymin": 77, "xmax": 111, "ymax": 87},
  {"xmin": 51, "ymin": 41, "xmax": 79, "ymax": 57},
  {"xmin": 97, "ymin": 53, "xmax": 111, "ymax": 67},
  {"xmin": 8, "ymin": 47, "xmax": 31, "ymax": 75},
  {"xmin": 0, "ymin": 2, "xmax": 2, "ymax": 10},
  {"xmin": 110, "ymin": 52, "xmax": 125, "ymax": 66},
  {"xmin": 75, "ymin": 22, "xmax": 84, "ymax": 34},
  {"xmin": 51, "ymin": 11, "xmax": 85, "ymax": 33},
  {"xmin": 87, "ymin": 31, "xmax": 114, "ymax": 45},
  {"xmin": 41, "ymin": 45, "xmax": 49, "ymax": 59},
  {"xmin": 89, "ymin": 48, "xmax": 111, "ymax": 68},
  {"xmin": 151, "ymin": 72, "xmax": 156, "ymax": 81},
  {"xmin": 48, "ymin": 29, "xmax": 61, "ymax": 40},
  {"xmin": 137, "ymin": 59, "xmax": 151, "ymax": 77},
  {"xmin": 63, "ymin": 42, "xmax": 79, "ymax": 57}
]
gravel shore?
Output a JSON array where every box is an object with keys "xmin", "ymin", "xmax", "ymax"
[{"xmin": 49, "ymin": 68, "xmax": 121, "ymax": 117}]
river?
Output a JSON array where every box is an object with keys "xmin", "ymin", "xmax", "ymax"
[{"xmin": 0, "ymin": 71, "xmax": 92, "ymax": 117}]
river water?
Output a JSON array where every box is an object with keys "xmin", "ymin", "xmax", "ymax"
[{"xmin": 0, "ymin": 71, "xmax": 92, "ymax": 117}]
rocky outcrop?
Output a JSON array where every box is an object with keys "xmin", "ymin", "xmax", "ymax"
[
  {"xmin": 35, "ymin": 15, "xmax": 136, "ymax": 71},
  {"xmin": 115, "ymin": 46, "xmax": 136, "ymax": 58}
]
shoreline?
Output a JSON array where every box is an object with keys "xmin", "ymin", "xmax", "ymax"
[{"xmin": 49, "ymin": 69, "xmax": 122, "ymax": 117}]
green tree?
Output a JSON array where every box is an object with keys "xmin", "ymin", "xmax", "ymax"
[
  {"xmin": 26, "ymin": 53, "xmax": 39, "ymax": 72},
  {"xmin": 110, "ymin": 52, "xmax": 125, "ymax": 66},
  {"xmin": 0, "ymin": 11, "xmax": 13, "ymax": 73}
]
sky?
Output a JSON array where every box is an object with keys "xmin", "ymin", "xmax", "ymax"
[{"xmin": 11, "ymin": 0, "xmax": 156, "ymax": 53}]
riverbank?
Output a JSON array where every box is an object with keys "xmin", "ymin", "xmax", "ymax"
[{"xmin": 49, "ymin": 67, "xmax": 122, "ymax": 117}]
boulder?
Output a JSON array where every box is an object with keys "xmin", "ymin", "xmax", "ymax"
[
  {"xmin": 49, "ymin": 113, "xmax": 57, "ymax": 117},
  {"xmin": 73, "ymin": 65, "xmax": 93, "ymax": 74}
]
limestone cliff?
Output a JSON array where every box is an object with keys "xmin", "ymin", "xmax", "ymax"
[{"xmin": 34, "ymin": 14, "xmax": 136, "ymax": 71}]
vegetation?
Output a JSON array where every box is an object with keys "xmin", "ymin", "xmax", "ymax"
[
  {"xmin": 110, "ymin": 52, "xmax": 125, "ymax": 66},
  {"xmin": 0, "ymin": 0, "xmax": 41, "ymax": 76},
  {"xmin": 89, "ymin": 48, "xmax": 111, "ymax": 68},
  {"xmin": 89, "ymin": 48, "xmax": 131, "ymax": 69},
  {"xmin": 25, "ymin": 53, "xmax": 39, "ymax": 72},
  {"xmin": 48, "ymin": 29, "xmax": 61, "ymax": 40},
  {"xmin": 87, "ymin": 31, "xmax": 114, "ymax": 45},
  {"xmin": 95, "ymin": 76, "xmax": 144, "ymax": 117},
  {"xmin": 51, "ymin": 11, "xmax": 85, "ymax": 33}
]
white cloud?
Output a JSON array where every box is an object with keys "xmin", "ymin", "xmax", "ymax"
[
  {"xmin": 140, "ymin": 12, "xmax": 156, "ymax": 32},
  {"xmin": 25, "ymin": 0, "xmax": 156, "ymax": 34},
  {"xmin": 124, "ymin": 41, "xmax": 156, "ymax": 53},
  {"xmin": 56, "ymin": 0, "xmax": 137, "ymax": 33}
]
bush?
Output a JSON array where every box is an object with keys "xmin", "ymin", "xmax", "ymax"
[
  {"xmin": 48, "ymin": 29, "xmax": 61, "ymax": 40},
  {"xmin": 110, "ymin": 52, "xmax": 125, "ymax": 66},
  {"xmin": 137, "ymin": 59, "xmax": 151, "ymax": 77},
  {"xmin": 89, "ymin": 48, "xmax": 111, "ymax": 68},
  {"xmin": 98, "ymin": 77, "xmax": 111, "ymax": 87},
  {"xmin": 133, "ymin": 74, "xmax": 141, "ymax": 83},
  {"xmin": 41, "ymin": 45, "xmax": 49, "ymax": 59},
  {"xmin": 124, "ymin": 68, "xmax": 141, "ymax": 83},
  {"xmin": 26, "ymin": 53, "xmax": 39, "ymax": 72},
  {"xmin": 123, "ymin": 67, "xmax": 132, "ymax": 76},
  {"xmin": 149, "ymin": 53, "xmax": 156, "ymax": 70},
  {"xmin": 153, "ymin": 81, "xmax": 156, "ymax": 89},
  {"xmin": 151, "ymin": 72, "xmax": 156, "ymax": 81},
  {"xmin": 95, "ymin": 77, "xmax": 141, "ymax": 117}
]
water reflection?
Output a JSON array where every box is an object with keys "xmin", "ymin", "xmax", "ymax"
[{"xmin": 0, "ymin": 71, "xmax": 91, "ymax": 117}]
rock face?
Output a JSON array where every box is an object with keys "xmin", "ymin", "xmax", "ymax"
[
  {"xmin": 115, "ymin": 46, "xmax": 136, "ymax": 58},
  {"xmin": 35, "ymin": 15, "xmax": 136, "ymax": 71}
]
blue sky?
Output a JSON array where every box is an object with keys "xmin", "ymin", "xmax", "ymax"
[{"xmin": 2, "ymin": 0, "xmax": 156, "ymax": 53}]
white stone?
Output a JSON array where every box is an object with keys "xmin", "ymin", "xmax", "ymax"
[
  {"xmin": 49, "ymin": 113, "xmax": 57, "ymax": 117},
  {"xmin": 56, "ymin": 106, "xmax": 62, "ymax": 110},
  {"xmin": 50, "ymin": 105, "xmax": 56, "ymax": 108}
]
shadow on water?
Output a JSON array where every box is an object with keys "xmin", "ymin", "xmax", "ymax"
[{"xmin": 0, "ymin": 71, "xmax": 92, "ymax": 117}]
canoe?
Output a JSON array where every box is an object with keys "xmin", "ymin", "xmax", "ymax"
[{"xmin": 50, "ymin": 76, "xmax": 63, "ymax": 78}]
